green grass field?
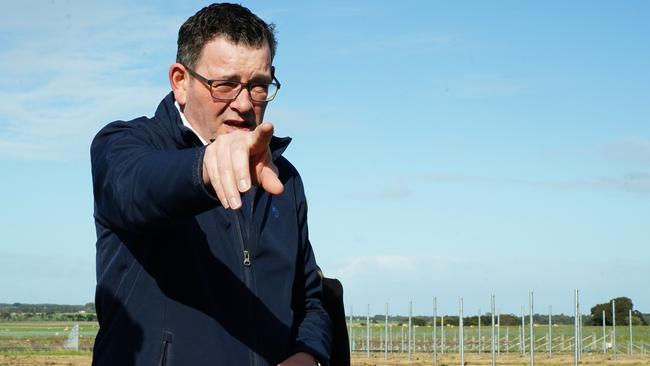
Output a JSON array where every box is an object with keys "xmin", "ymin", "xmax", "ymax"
[
  {"xmin": 1, "ymin": 321, "xmax": 649, "ymax": 365},
  {"xmin": 349, "ymin": 323, "xmax": 650, "ymax": 355},
  {"xmin": 0, "ymin": 321, "xmax": 97, "ymax": 352}
]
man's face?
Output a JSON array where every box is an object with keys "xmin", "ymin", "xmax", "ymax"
[{"xmin": 178, "ymin": 37, "xmax": 273, "ymax": 141}]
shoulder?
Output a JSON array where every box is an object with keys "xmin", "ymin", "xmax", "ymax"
[
  {"xmin": 93, "ymin": 114, "xmax": 164, "ymax": 140},
  {"xmin": 93, "ymin": 116, "xmax": 146, "ymax": 139},
  {"xmin": 92, "ymin": 94, "xmax": 181, "ymax": 149},
  {"xmin": 91, "ymin": 114, "xmax": 173, "ymax": 154}
]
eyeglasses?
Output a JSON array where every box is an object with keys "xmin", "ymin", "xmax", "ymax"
[{"xmin": 183, "ymin": 65, "xmax": 281, "ymax": 103}]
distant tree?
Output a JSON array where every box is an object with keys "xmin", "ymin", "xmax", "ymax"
[
  {"xmin": 463, "ymin": 316, "xmax": 478, "ymax": 326},
  {"xmin": 445, "ymin": 316, "xmax": 459, "ymax": 326},
  {"xmin": 412, "ymin": 317, "xmax": 427, "ymax": 326},
  {"xmin": 591, "ymin": 303, "xmax": 607, "ymax": 325},
  {"xmin": 590, "ymin": 297, "xmax": 646, "ymax": 325},
  {"xmin": 552, "ymin": 313, "xmax": 574, "ymax": 325},
  {"xmin": 631, "ymin": 310, "xmax": 647, "ymax": 325},
  {"xmin": 500, "ymin": 314, "xmax": 520, "ymax": 326},
  {"xmin": 642, "ymin": 313, "xmax": 650, "ymax": 325}
]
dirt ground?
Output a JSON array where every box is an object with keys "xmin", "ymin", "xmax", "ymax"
[
  {"xmin": 0, "ymin": 354, "xmax": 92, "ymax": 366},
  {"xmin": 1, "ymin": 353, "xmax": 649, "ymax": 365},
  {"xmin": 351, "ymin": 352, "xmax": 650, "ymax": 365}
]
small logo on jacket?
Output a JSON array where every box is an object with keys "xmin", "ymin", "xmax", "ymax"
[{"xmin": 271, "ymin": 205, "xmax": 280, "ymax": 218}]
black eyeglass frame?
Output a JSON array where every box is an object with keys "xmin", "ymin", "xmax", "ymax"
[{"xmin": 183, "ymin": 65, "xmax": 281, "ymax": 103}]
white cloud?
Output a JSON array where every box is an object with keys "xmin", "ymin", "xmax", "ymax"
[
  {"xmin": 0, "ymin": 250, "xmax": 94, "ymax": 303},
  {"xmin": 0, "ymin": 1, "xmax": 181, "ymax": 160},
  {"xmin": 420, "ymin": 170, "xmax": 650, "ymax": 194},
  {"xmin": 592, "ymin": 137, "xmax": 650, "ymax": 164},
  {"xmin": 308, "ymin": 5, "xmax": 364, "ymax": 18},
  {"xmin": 509, "ymin": 173, "xmax": 650, "ymax": 194},
  {"xmin": 329, "ymin": 255, "xmax": 458, "ymax": 280},
  {"xmin": 334, "ymin": 255, "xmax": 650, "ymax": 315},
  {"xmin": 439, "ymin": 74, "xmax": 527, "ymax": 98},
  {"xmin": 326, "ymin": 31, "xmax": 455, "ymax": 56},
  {"xmin": 593, "ymin": 172, "xmax": 650, "ymax": 193},
  {"xmin": 347, "ymin": 186, "xmax": 412, "ymax": 201},
  {"xmin": 374, "ymin": 32, "xmax": 454, "ymax": 49},
  {"xmin": 420, "ymin": 172, "xmax": 477, "ymax": 183}
]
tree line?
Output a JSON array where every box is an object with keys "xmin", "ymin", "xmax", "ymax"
[
  {"xmin": 0, "ymin": 302, "xmax": 97, "ymax": 321},
  {"xmin": 358, "ymin": 313, "xmax": 584, "ymax": 327},
  {"xmin": 351, "ymin": 297, "xmax": 649, "ymax": 327},
  {"xmin": 2, "ymin": 298, "xmax": 648, "ymax": 325}
]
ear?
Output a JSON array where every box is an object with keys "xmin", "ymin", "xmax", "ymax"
[{"xmin": 169, "ymin": 63, "xmax": 189, "ymax": 105}]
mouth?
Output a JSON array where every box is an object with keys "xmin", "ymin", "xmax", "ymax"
[{"xmin": 224, "ymin": 119, "xmax": 255, "ymax": 131}]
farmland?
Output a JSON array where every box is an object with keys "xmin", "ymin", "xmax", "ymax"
[
  {"xmin": 1, "ymin": 352, "xmax": 649, "ymax": 366},
  {"xmin": 1, "ymin": 321, "xmax": 650, "ymax": 365},
  {"xmin": 347, "ymin": 323, "xmax": 650, "ymax": 353},
  {"xmin": 348, "ymin": 323, "xmax": 650, "ymax": 364},
  {"xmin": 0, "ymin": 321, "xmax": 97, "ymax": 352}
]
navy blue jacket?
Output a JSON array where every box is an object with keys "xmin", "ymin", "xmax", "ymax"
[{"xmin": 90, "ymin": 92, "xmax": 331, "ymax": 365}]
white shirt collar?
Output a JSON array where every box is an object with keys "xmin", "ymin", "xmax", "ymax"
[{"xmin": 174, "ymin": 101, "xmax": 209, "ymax": 146}]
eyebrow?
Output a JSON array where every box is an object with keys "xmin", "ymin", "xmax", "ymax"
[{"xmin": 215, "ymin": 73, "xmax": 272, "ymax": 83}]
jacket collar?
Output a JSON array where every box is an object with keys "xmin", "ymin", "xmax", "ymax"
[{"xmin": 155, "ymin": 91, "xmax": 291, "ymax": 160}]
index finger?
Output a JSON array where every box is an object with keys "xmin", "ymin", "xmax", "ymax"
[
  {"xmin": 231, "ymin": 141, "xmax": 251, "ymax": 193},
  {"xmin": 249, "ymin": 122, "xmax": 274, "ymax": 154}
]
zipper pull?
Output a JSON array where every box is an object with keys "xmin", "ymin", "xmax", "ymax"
[{"xmin": 243, "ymin": 250, "xmax": 251, "ymax": 266}]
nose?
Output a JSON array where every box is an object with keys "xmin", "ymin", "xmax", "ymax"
[{"xmin": 229, "ymin": 87, "xmax": 254, "ymax": 114}]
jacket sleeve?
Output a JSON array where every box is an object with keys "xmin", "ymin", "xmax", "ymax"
[
  {"xmin": 91, "ymin": 120, "xmax": 218, "ymax": 232},
  {"xmin": 290, "ymin": 173, "xmax": 332, "ymax": 364}
]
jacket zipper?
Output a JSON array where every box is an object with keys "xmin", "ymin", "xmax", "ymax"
[
  {"xmin": 231, "ymin": 205, "xmax": 256, "ymax": 366},
  {"xmin": 243, "ymin": 249, "xmax": 251, "ymax": 266},
  {"xmin": 232, "ymin": 213, "xmax": 252, "ymax": 270},
  {"xmin": 248, "ymin": 188, "xmax": 261, "ymax": 366}
]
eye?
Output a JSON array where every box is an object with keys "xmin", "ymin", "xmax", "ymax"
[
  {"xmin": 212, "ymin": 82, "xmax": 239, "ymax": 93},
  {"xmin": 250, "ymin": 84, "xmax": 270, "ymax": 93}
]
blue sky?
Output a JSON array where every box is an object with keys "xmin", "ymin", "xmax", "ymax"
[{"xmin": 1, "ymin": 1, "xmax": 649, "ymax": 317}]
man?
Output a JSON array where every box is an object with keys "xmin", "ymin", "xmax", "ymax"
[{"xmin": 91, "ymin": 4, "xmax": 331, "ymax": 365}]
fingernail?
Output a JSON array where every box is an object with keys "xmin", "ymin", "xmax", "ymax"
[
  {"xmin": 238, "ymin": 179, "xmax": 249, "ymax": 191},
  {"xmin": 229, "ymin": 196, "xmax": 240, "ymax": 209}
]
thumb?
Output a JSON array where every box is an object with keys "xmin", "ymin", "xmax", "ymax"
[{"xmin": 259, "ymin": 160, "xmax": 284, "ymax": 195}]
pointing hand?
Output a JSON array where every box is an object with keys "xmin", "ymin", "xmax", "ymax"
[{"xmin": 202, "ymin": 122, "xmax": 283, "ymax": 209}]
